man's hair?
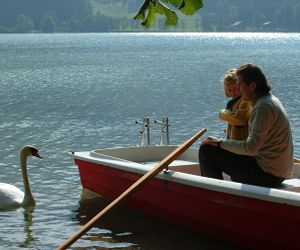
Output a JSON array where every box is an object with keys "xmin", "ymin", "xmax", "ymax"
[{"xmin": 236, "ymin": 64, "xmax": 271, "ymax": 95}]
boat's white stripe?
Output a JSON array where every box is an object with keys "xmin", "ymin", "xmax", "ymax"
[{"xmin": 72, "ymin": 151, "xmax": 300, "ymax": 207}]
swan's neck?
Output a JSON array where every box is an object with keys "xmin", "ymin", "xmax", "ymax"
[{"xmin": 20, "ymin": 153, "xmax": 35, "ymax": 207}]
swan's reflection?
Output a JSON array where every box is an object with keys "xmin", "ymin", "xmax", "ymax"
[
  {"xmin": 18, "ymin": 207, "xmax": 37, "ymax": 247},
  {"xmin": 72, "ymin": 189, "xmax": 138, "ymax": 249}
]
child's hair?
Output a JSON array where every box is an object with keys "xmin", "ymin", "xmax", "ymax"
[{"xmin": 222, "ymin": 68, "xmax": 237, "ymax": 97}]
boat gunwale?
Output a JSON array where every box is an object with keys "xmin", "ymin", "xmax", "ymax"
[{"xmin": 72, "ymin": 146, "xmax": 300, "ymax": 207}]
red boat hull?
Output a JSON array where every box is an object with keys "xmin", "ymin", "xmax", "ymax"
[{"xmin": 76, "ymin": 158, "xmax": 300, "ymax": 249}]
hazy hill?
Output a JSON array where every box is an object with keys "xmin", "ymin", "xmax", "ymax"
[{"xmin": 0, "ymin": 0, "xmax": 299, "ymax": 32}]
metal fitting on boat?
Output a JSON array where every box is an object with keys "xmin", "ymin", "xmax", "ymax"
[
  {"xmin": 154, "ymin": 117, "xmax": 170, "ymax": 145},
  {"xmin": 136, "ymin": 117, "xmax": 170, "ymax": 146},
  {"xmin": 136, "ymin": 117, "xmax": 150, "ymax": 146}
]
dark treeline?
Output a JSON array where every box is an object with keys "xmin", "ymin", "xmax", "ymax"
[
  {"xmin": 201, "ymin": 0, "xmax": 300, "ymax": 32},
  {"xmin": 0, "ymin": 0, "xmax": 132, "ymax": 33},
  {"xmin": 0, "ymin": 0, "xmax": 88, "ymax": 32},
  {"xmin": 0, "ymin": 0, "xmax": 299, "ymax": 33}
]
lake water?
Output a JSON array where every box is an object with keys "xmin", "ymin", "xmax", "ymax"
[{"xmin": 0, "ymin": 32, "xmax": 300, "ymax": 249}]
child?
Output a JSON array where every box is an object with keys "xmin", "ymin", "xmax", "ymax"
[{"xmin": 219, "ymin": 68, "xmax": 252, "ymax": 140}]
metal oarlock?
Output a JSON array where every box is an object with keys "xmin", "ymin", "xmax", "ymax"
[
  {"xmin": 136, "ymin": 117, "xmax": 170, "ymax": 146},
  {"xmin": 162, "ymin": 117, "xmax": 170, "ymax": 145},
  {"xmin": 154, "ymin": 117, "xmax": 170, "ymax": 146},
  {"xmin": 135, "ymin": 117, "xmax": 150, "ymax": 146}
]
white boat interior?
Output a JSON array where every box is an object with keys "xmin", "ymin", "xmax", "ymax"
[{"xmin": 78, "ymin": 145, "xmax": 300, "ymax": 197}]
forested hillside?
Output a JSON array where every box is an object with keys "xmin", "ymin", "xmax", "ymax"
[
  {"xmin": 0, "ymin": 0, "xmax": 299, "ymax": 32},
  {"xmin": 200, "ymin": 0, "xmax": 300, "ymax": 32},
  {"xmin": 0, "ymin": 0, "xmax": 92, "ymax": 32}
]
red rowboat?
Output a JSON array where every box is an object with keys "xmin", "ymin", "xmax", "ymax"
[{"xmin": 72, "ymin": 145, "xmax": 300, "ymax": 249}]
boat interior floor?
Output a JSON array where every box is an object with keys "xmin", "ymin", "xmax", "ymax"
[{"xmin": 169, "ymin": 164, "xmax": 300, "ymax": 193}]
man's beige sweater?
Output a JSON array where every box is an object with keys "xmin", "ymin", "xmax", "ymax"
[{"xmin": 221, "ymin": 93, "xmax": 294, "ymax": 178}]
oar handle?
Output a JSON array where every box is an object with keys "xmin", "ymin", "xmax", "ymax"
[{"xmin": 57, "ymin": 128, "xmax": 207, "ymax": 250}]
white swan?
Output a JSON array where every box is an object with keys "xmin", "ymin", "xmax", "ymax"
[{"xmin": 0, "ymin": 145, "xmax": 42, "ymax": 210}]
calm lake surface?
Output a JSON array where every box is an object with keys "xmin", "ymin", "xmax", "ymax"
[{"xmin": 0, "ymin": 32, "xmax": 300, "ymax": 249}]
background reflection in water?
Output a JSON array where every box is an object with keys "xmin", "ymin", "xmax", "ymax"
[{"xmin": 71, "ymin": 189, "xmax": 242, "ymax": 250}]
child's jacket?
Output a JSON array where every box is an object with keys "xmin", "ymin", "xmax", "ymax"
[{"xmin": 219, "ymin": 97, "xmax": 252, "ymax": 140}]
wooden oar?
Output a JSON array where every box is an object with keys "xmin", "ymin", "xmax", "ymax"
[
  {"xmin": 295, "ymin": 157, "xmax": 300, "ymax": 164},
  {"xmin": 56, "ymin": 128, "xmax": 207, "ymax": 250}
]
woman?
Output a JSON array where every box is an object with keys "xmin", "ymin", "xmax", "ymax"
[{"xmin": 199, "ymin": 64, "xmax": 294, "ymax": 187}]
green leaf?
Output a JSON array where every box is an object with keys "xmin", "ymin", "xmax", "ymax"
[
  {"xmin": 156, "ymin": 2, "xmax": 178, "ymax": 27},
  {"xmin": 134, "ymin": 0, "xmax": 204, "ymax": 28},
  {"xmin": 134, "ymin": 0, "xmax": 151, "ymax": 20},
  {"xmin": 179, "ymin": 0, "xmax": 204, "ymax": 15},
  {"xmin": 161, "ymin": 0, "xmax": 204, "ymax": 15},
  {"xmin": 142, "ymin": 2, "xmax": 158, "ymax": 28},
  {"xmin": 162, "ymin": 0, "xmax": 183, "ymax": 8}
]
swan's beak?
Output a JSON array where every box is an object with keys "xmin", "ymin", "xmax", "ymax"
[
  {"xmin": 36, "ymin": 152, "xmax": 43, "ymax": 159},
  {"xmin": 33, "ymin": 150, "xmax": 43, "ymax": 159}
]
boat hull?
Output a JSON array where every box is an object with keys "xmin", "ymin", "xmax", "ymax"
[{"xmin": 75, "ymin": 157, "xmax": 300, "ymax": 249}]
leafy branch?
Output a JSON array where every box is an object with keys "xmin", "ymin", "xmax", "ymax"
[{"xmin": 134, "ymin": 0, "xmax": 204, "ymax": 28}]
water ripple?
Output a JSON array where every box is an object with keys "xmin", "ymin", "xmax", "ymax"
[{"xmin": 1, "ymin": 33, "xmax": 299, "ymax": 249}]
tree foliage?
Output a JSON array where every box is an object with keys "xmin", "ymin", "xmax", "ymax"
[
  {"xmin": 1, "ymin": 0, "xmax": 300, "ymax": 32},
  {"xmin": 41, "ymin": 14, "xmax": 56, "ymax": 33},
  {"xmin": 134, "ymin": 0, "xmax": 204, "ymax": 28},
  {"xmin": 15, "ymin": 14, "xmax": 34, "ymax": 33}
]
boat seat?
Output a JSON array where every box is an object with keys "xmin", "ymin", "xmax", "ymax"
[
  {"xmin": 169, "ymin": 163, "xmax": 201, "ymax": 176},
  {"xmin": 278, "ymin": 178, "xmax": 300, "ymax": 191}
]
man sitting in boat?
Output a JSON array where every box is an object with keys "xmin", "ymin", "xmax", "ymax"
[{"xmin": 199, "ymin": 63, "xmax": 294, "ymax": 187}]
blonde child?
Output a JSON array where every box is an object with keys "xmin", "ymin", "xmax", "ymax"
[{"xmin": 219, "ymin": 68, "xmax": 252, "ymax": 140}]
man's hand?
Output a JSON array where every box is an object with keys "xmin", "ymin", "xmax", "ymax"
[{"xmin": 201, "ymin": 136, "xmax": 222, "ymax": 147}]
